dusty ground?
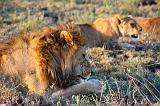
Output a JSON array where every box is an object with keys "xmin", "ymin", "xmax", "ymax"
[{"xmin": 0, "ymin": 0, "xmax": 160, "ymax": 105}]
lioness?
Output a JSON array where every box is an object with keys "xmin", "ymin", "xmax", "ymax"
[
  {"xmin": 79, "ymin": 15, "xmax": 142, "ymax": 48},
  {"xmin": 135, "ymin": 16, "xmax": 160, "ymax": 41},
  {"xmin": 0, "ymin": 24, "xmax": 102, "ymax": 99}
]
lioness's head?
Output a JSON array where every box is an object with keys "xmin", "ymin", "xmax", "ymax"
[{"xmin": 115, "ymin": 15, "xmax": 142, "ymax": 38}]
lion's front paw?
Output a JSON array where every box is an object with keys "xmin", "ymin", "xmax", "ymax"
[{"xmin": 87, "ymin": 79, "xmax": 106, "ymax": 93}]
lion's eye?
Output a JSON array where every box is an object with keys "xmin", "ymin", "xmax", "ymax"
[
  {"xmin": 89, "ymin": 56, "xmax": 92, "ymax": 59},
  {"xmin": 130, "ymin": 23, "xmax": 136, "ymax": 27}
]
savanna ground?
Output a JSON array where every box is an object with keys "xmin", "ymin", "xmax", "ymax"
[{"xmin": 0, "ymin": 0, "xmax": 160, "ymax": 105}]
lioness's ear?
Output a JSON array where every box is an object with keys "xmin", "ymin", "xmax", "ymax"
[
  {"xmin": 60, "ymin": 31, "xmax": 74, "ymax": 46},
  {"xmin": 115, "ymin": 15, "xmax": 124, "ymax": 24}
]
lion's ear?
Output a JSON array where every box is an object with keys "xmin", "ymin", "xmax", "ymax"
[
  {"xmin": 60, "ymin": 31, "xmax": 74, "ymax": 46},
  {"xmin": 115, "ymin": 15, "xmax": 124, "ymax": 24}
]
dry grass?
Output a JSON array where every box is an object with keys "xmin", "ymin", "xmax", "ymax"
[{"xmin": 0, "ymin": 0, "xmax": 160, "ymax": 105}]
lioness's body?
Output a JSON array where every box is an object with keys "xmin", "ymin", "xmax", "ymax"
[
  {"xmin": 0, "ymin": 24, "xmax": 103, "ymax": 97},
  {"xmin": 135, "ymin": 16, "xmax": 160, "ymax": 41},
  {"xmin": 79, "ymin": 15, "xmax": 142, "ymax": 47}
]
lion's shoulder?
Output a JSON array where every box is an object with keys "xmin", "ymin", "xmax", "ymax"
[
  {"xmin": 136, "ymin": 17, "xmax": 160, "ymax": 41},
  {"xmin": 136, "ymin": 17, "xmax": 160, "ymax": 28}
]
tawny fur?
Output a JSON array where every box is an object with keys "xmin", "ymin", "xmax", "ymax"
[
  {"xmin": 135, "ymin": 16, "xmax": 160, "ymax": 41},
  {"xmin": 78, "ymin": 15, "xmax": 142, "ymax": 47},
  {"xmin": 0, "ymin": 24, "xmax": 86, "ymax": 94}
]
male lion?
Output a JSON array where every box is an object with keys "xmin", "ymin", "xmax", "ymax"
[
  {"xmin": 135, "ymin": 16, "xmax": 160, "ymax": 41},
  {"xmin": 78, "ymin": 15, "xmax": 142, "ymax": 48},
  {"xmin": 0, "ymin": 24, "xmax": 103, "ymax": 98}
]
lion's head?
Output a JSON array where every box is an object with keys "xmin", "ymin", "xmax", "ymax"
[
  {"xmin": 114, "ymin": 15, "xmax": 142, "ymax": 38},
  {"xmin": 36, "ymin": 24, "xmax": 87, "ymax": 90},
  {"xmin": 92, "ymin": 15, "xmax": 142, "ymax": 39}
]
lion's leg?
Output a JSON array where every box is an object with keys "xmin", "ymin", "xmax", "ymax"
[
  {"xmin": 49, "ymin": 79, "xmax": 104, "ymax": 102},
  {"xmin": 30, "ymin": 49, "xmax": 50, "ymax": 94},
  {"xmin": 36, "ymin": 68, "xmax": 49, "ymax": 93},
  {"xmin": 24, "ymin": 74, "xmax": 39, "ymax": 93},
  {"xmin": 24, "ymin": 73, "xmax": 49, "ymax": 94}
]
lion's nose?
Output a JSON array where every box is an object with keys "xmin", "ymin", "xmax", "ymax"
[
  {"xmin": 140, "ymin": 28, "xmax": 142, "ymax": 31},
  {"xmin": 139, "ymin": 27, "xmax": 142, "ymax": 31}
]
